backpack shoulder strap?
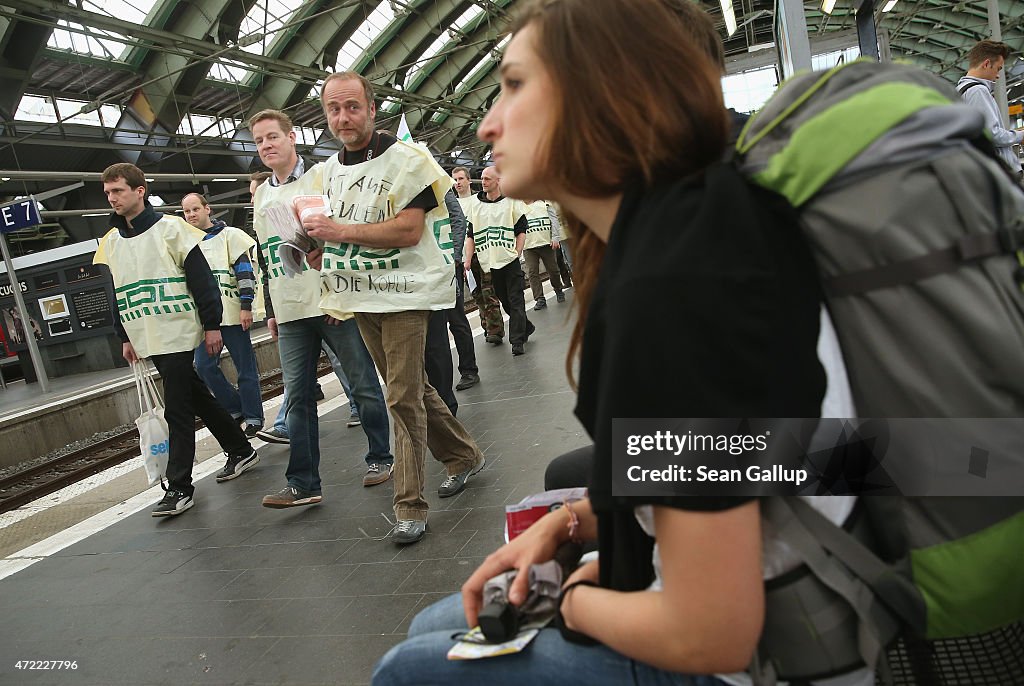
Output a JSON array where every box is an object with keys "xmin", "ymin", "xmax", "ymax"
[
  {"xmin": 766, "ymin": 498, "xmax": 925, "ymax": 628},
  {"xmin": 759, "ymin": 498, "xmax": 902, "ymax": 677},
  {"xmin": 958, "ymin": 82, "xmax": 983, "ymax": 97}
]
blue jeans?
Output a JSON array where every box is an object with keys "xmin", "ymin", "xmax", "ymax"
[
  {"xmin": 272, "ymin": 396, "xmax": 288, "ymax": 434},
  {"xmin": 322, "ymin": 342, "xmax": 359, "ymax": 418},
  {"xmin": 277, "ymin": 315, "xmax": 392, "ymax": 493},
  {"xmin": 194, "ymin": 324, "xmax": 264, "ymax": 427},
  {"xmin": 373, "ymin": 594, "xmax": 727, "ymax": 686},
  {"xmin": 271, "ymin": 342, "xmax": 361, "ymax": 436}
]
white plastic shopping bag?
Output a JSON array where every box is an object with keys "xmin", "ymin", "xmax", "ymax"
[{"xmin": 133, "ymin": 360, "xmax": 169, "ymax": 486}]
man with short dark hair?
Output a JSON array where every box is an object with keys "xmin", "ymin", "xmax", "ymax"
[
  {"xmin": 249, "ymin": 171, "xmax": 272, "ymax": 192},
  {"xmin": 958, "ymin": 39, "xmax": 1022, "ymax": 176},
  {"xmin": 182, "ymin": 192, "xmax": 265, "ymax": 445},
  {"xmin": 249, "ymin": 172, "xmax": 363, "ymax": 443},
  {"xmin": 423, "ymin": 189, "xmax": 468, "ymax": 414},
  {"xmin": 304, "ymin": 71, "xmax": 485, "ymax": 544},
  {"xmin": 94, "ymin": 163, "xmax": 257, "ymax": 517},
  {"xmin": 249, "ymin": 171, "xmax": 296, "ymax": 445},
  {"xmin": 440, "ymin": 177, "xmax": 480, "ymax": 391}
]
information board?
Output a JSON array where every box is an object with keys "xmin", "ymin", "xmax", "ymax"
[{"xmin": 0, "ymin": 251, "xmax": 115, "ymax": 350}]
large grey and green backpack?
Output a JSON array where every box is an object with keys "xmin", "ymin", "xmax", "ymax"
[{"xmin": 734, "ymin": 60, "xmax": 1024, "ymax": 683}]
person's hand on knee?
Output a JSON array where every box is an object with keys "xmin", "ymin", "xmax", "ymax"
[{"xmin": 461, "ymin": 506, "xmax": 574, "ymax": 627}]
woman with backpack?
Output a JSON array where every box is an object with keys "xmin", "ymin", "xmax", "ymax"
[{"xmin": 372, "ymin": 1, "xmax": 865, "ymax": 684}]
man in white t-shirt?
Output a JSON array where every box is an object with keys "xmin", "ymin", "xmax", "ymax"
[
  {"xmin": 463, "ymin": 167, "xmax": 535, "ymax": 356},
  {"xmin": 454, "ymin": 166, "xmax": 505, "ymax": 345}
]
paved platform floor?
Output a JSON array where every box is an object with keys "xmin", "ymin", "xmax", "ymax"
[
  {"xmin": 0, "ymin": 328, "xmax": 274, "ymax": 423},
  {"xmin": 0, "ymin": 291, "xmax": 587, "ymax": 686},
  {"xmin": 0, "ymin": 364, "xmax": 131, "ymax": 421}
]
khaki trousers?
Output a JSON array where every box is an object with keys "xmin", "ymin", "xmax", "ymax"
[{"xmin": 355, "ymin": 311, "xmax": 483, "ymax": 521}]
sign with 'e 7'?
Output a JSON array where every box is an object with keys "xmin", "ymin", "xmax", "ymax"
[{"xmin": 0, "ymin": 199, "xmax": 43, "ymax": 234}]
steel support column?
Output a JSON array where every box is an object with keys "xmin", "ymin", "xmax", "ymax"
[
  {"xmin": 857, "ymin": 0, "xmax": 879, "ymax": 61},
  {"xmin": 774, "ymin": 0, "xmax": 812, "ymax": 79}
]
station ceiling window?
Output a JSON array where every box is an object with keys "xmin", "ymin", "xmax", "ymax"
[
  {"xmin": 14, "ymin": 95, "xmax": 122, "ymax": 128},
  {"xmin": 209, "ymin": 0, "xmax": 306, "ymax": 84},
  {"xmin": 335, "ymin": 0, "xmax": 398, "ymax": 73},
  {"xmin": 176, "ymin": 114, "xmax": 245, "ymax": 139},
  {"xmin": 722, "ymin": 66, "xmax": 778, "ymax": 115},
  {"xmin": 452, "ymin": 34, "xmax": 509, "ymax": 95},
  {"xmin": 429, "ymin": 35, "xmax": 509, "ymax": 125},
  {"xmin": 46, "ymin": 0, "xmax": 155, "ymax": 61},
  {"xmin": 404, "ymin": 5, "xmax": 484, "ymax": 90}
]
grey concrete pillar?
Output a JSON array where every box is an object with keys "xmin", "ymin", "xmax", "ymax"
[
  {"xmin": 878, "ymin": 28, "xmax": 892, "ymax": 63},
  {"xmin": 774, "ymin": 0, "xmax": 812, "ymax": 78},
  {"xmin": 988, "ymin": 0, "xmax": 1011, "ymax": 128}
]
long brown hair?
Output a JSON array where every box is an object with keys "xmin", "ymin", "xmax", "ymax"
[{"xmin": 506, "ymin": 0, "xmax": 729, "ymax": 387}]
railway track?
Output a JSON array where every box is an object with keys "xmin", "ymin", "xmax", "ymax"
[{"xmin": 0, "ymin": 363, "xmax": 331, "ymax": 516}]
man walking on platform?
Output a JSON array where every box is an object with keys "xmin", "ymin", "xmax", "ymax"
[
  {"xmin": 453, "ymin": 167, "xmax": 504, "ymax": 345},
  {"xmin": 521, "ymin": 199, "xmax": 566, "ymax": 311},
  {"xmin": 303, "ymin": 72, "xmax": 485, "ymax": 544},
  {"xmin": 249, "ymin": 109, "xmax": 394, "ymax": 507},
  {"xmin": 423, "ymin": 189, "xmax": 471, "ymax": 415},
  {"xmin": 94, "ymin": 163, "xmax": 257, "ymax": 517},
  {"xmin": 182, "ymin": 192, "xmax": 266, "ymax": 442},
  {"xmin": 464, "ymin": 167, "xmax": 534, "ymax": 356}
]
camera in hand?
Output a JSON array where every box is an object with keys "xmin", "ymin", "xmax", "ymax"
[
  {"xmin": 478, "ymin": 542, "xmax": 583, "ymax": 643},
  {"xmin": 477, "ymin": 594, "xmax": 521, "ymax": 643}
]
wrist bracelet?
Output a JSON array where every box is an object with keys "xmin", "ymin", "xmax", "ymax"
[{"xmin": 563, "ymin": 500, "xmax": 582, "ymax": 544}]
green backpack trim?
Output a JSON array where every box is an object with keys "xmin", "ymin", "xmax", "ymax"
[
  {"xmin": 748, "ymin": 83, "xmax": 952, "ymax": 207},
  {"xmin": 736, "ymin": 63, "xmax": 849, "ymax": 154},
  {"xmin": 735, "ymin": 59, "xmax": 886, "ymax": 154},
  {"xmin": 912, "ymin": 510, "xmax": 1024, "ymax": 639}
]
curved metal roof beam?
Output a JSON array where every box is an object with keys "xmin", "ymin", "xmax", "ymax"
[
  {"xmin": 245, "ymin": 1, "xmax": 370, "ymax": 115},
  {"xmin": 361, "ymin": 0, "xmax": 472, "ymax": 87},
  {"xmin": 399, "ymin": 3, "xmax": 511, "ymax": 136},
  {"xmin": 433, "ymin": 61, "xmax": 501, "ymax": 157}
]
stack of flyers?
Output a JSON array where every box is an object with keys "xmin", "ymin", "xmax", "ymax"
[
  {"xmin": 278, "ymin": 194, "xmax": 329, "ymax": 277},
  {"xmin": 446, "ymin": 627, "xmax": 541, "ymax": 660},
  {"xmin": 446, "ymin": 608, "xmax": 557, "ymax": 660}
]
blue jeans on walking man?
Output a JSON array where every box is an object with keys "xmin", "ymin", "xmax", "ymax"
[
  {"xmin": 194, "ymin": 324, "xmax": 264, "ymax": 428},
  {"xmin": 271, "ymin": 342, "xmax": 361, "ymax": 435},
  {"xmin": 277, "ymin": 315, "xmax": 392, "ymax": 494}
]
